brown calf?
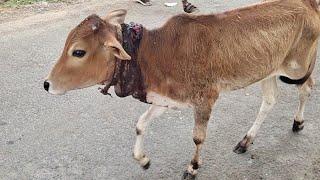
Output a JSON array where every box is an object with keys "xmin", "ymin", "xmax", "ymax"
[{"xmin": 44, "ymin": 0, "xmax": 320, "ymax": 178}]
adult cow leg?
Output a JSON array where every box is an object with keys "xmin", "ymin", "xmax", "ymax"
[
  {"xmin": 133, "ymin": 105, "xmax": 167, "ymax": 169},
  {"xmin": 293, "ymin": 76, "xmax": 315, "ymax": 132},
  {"xmin": 234, "ymin": 77, "xmax": 279, "ymax": 154},
  {"xmin": 183, "ymin": 93, "xmax": 218, "ymax": 179}
]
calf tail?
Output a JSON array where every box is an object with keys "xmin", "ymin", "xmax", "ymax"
[
  {"xmin": 279, "ymin": 75, "xmax": 311, "ymax": 85},
  {"xmin": 280, "ymin": 52, "xmax": 317, "ymax": 85}
]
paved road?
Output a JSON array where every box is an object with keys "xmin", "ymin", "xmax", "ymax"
[{"xmin": 1, "ymin": 0, "xmax": 320, "ymax": 179}]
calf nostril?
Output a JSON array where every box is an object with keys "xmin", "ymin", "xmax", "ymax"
[{"xmin": 44, "ymin": 81, "xmax": 50, "ymax": 91}]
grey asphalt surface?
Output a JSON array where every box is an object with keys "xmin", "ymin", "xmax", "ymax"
[{"xmin": 0, "ymin": 0, "xmax": 320, "ymax": 179}]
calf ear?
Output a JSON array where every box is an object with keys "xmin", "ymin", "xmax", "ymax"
[
  {"xmin": 105, "ymin": 36, "xmax": 131, "ymax": 60},
  {"xmin": 105, "ymin": 9, "xmax": 127, "ymax": 26}
]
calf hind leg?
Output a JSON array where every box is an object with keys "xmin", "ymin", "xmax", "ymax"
[
  {"xmin": 234, "ymin": 77, "xmax": 279, "ymax": 154},
  {"xmin": 293, "ymin": 76, "xmax": 315, "ymax": 132}
]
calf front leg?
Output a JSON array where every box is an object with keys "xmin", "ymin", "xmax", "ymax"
[
  {"xmin": 133, "ymin": 105, "xmax": 167, "ymax": 169},
  {"xmin": 183, "ymin": 94, "xmax": 218, "ymax": 179},
  {"xmin": 234, "ymin": 77, "xmax": 279, "ymax": 154}
]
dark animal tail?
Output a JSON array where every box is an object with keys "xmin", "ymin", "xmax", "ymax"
[
  {"xmin": 280, "ymin": 52, "xmax": 317, "ymax": 85},
  {"xmin": 279, "ymin": 76, "xmax": 311, "ymax": 85}
]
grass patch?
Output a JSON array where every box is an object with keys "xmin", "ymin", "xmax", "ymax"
[{"xmin": 1, "ymin": 0, "xmax": 64, "ymax": 8}]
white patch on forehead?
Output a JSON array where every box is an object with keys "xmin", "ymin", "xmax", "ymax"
[{"xmin": 146, "ymin": 92, "xmax": 191, "ymax": 109}]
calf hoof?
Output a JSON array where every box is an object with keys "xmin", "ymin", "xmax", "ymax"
[
  {"xmin": 139, "ymin": 156, "xmax": 151, "ymax": 170},
  {"xmin": 134, "ymin": 153, "xmax": 151, "ymax": 170},
  {"xmin": 233, "ymin": 135, "xmax": 252, "ymax": 154},
  {"xmin": 142, "ymin": 160, "xmax": 151, "ymax": 170},
  {"xmin": 233, "ymin": 142, "xmax": 247, "ymax": 154},
  {"xmin": 292, "ymin": 120, "xmax": 304, "ymax": 133},
  {"xmin": 182, "ymin": 170, "xmax": 196, "ymax": 180}
]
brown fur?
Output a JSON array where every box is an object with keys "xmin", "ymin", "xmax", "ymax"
[
  {"xmin": 46, "ymin": 0, "xmax": 320, "ymax": 100},
  {"xmin": 45, "ymin": 0, "xmax": 320, "ymax": 177},
  {"xmin": 46, "ymin": 15, "xmax": 123, "ymax": 94},
  {"xmin": 139, "ymin": 0, "xmax": 320, "ymax": 105}
]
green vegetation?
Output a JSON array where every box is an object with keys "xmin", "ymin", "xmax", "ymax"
[{"xmin": 1, "ymin": 0, "xmax": 64, "ymax": 7}]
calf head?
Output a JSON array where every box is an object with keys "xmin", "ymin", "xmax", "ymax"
[{"xmin": 44, "ymin": 9, "xmax": 131, "ymax": 95}]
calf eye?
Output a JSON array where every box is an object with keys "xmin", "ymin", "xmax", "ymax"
[{"xmin": 72, "ymin": 50, "xmax": 86, "ymax": 58}]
